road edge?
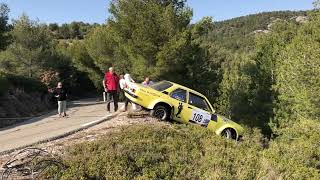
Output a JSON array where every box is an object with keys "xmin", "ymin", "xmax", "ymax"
[{"xmin": 0, "ymin": 112, "xmax": 120, "ymax": 156}]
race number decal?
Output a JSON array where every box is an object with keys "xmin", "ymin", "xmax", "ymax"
[{"xmin": 190, "ymin": 109, "xmax": 211, "ymax": 127}]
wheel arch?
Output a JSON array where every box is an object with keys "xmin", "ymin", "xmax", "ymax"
[
  {"xmin": 153, "ymin": 102, "xmax": 172, "ymax": 113},
  {"xmin": 217, "ymin": 126, "xmax": 238, "ymax": 140}
]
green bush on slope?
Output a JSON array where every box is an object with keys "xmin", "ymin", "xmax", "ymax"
[
  {"xmin": 0, "ymin": 73, "xmax": 47, "ymax": 97},
  {"xmin": 47, "ymin": 120, "xmax": 320, "ymax": 179},
  {"xmin": 0, "ymin": 73, "xmax": 9, "ymax": 96},
  {"xmin": 47, "ymin": 124, "xmax": 262, "ymax": 179},
  {"xmin": 263, "ymin": 119, "xmax": 320, "ymax": 179},
  {"xmin": 46, "ymin": 121, "xmax": 319, "ymax": 179}
]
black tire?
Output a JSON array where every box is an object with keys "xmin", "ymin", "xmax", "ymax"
[
  {"xmin": 151, "ymin": 105, "xmax": 169, "ymax": 120},
  {"xmin": 222, "ymin": 129, "xmax": 233, "ymax": 139}
]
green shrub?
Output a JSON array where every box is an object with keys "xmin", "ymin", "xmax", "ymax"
[
  {"xmin": 5, "ymin": 74, "xmax": 47, "ymax": 93},
  {"xmin": 0, "ymin": 73, "xmax": 47, "ymax": 96},
  {"xmin": 47, "ymin": 124, "xmax": 266, "ymax": 180},
  {"xmin": 46, "ymin": 121, "xmax": 320, "ymax": 179},
  {"xmin": 0, "ymin": 73, "xmax": 9, "ymax": 96},
  {"xmin": 263, "ymin": 119, "xmax": 320, "ymax": 179}
]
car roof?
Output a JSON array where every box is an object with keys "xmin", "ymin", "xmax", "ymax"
[
  {"xmin": 158, "ymin": 80, "xmax": 215, "ymax": 113},
  {"xmin": 164, "ymin": 80, "xmax": 207, "ymax": 98}
]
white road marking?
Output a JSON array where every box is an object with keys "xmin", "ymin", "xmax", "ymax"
[{"xmin": 81, "ymin": 114, "xmax": 113, "ymax": 127}]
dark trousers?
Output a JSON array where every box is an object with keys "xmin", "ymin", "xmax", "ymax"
[
  {"xmin": 107, "ymin": 90, "xmax": 118, "ymax": 112},
  {"xmin": 124, "ymin": 93, "xmax": 130, "ymax": 110}
]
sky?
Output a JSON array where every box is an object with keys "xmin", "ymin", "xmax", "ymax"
[{"xmin": 0, "ymin": 0, "xmax": 315, "ymax": 24}]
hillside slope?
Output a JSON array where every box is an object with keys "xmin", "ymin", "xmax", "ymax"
[
  {"xmin": 210, "ymin": 11, "xmax": 308, "ymax": 51},
  {"xmin": 1, "ymin": 111, "xmax": 318, "ymax": 179},
  {"xmin": 0, "ymin": 75, "xmax": 53, "ymax": 127}
]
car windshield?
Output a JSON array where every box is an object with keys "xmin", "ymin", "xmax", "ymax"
[{"xmin": 150, "ymin": 81, "xmax": 173, "ymax": 92}]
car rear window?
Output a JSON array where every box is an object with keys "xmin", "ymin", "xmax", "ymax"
[{"xmin": 150, "ymin": 81, "xmax": 173, "ymax": 92}]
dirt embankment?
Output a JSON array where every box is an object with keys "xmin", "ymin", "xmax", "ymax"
[{"xmin": 0, "ymin": 89, "xmax": 53, "ymax": 128}]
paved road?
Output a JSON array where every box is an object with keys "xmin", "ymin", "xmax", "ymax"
[{"xmin": 0, "ymin": 99, "xmax": 120, "ymax": 153}]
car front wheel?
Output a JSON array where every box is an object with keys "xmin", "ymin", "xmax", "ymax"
[
  {"xmin": 151, "ymin": 105, "xmax": 169, "ymax": 120},
  {"xmin": 222, "ymin": 129, "xmax": 233, "ymax": 139}
]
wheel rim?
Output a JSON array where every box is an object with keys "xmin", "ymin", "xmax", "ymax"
[
  {"xmin": 154, "ymin": 108, "xmax": 166, "ymax": 119},
  {"xmin": 223, "ymin": 129, "xmax": 232, "ymax": 139}
]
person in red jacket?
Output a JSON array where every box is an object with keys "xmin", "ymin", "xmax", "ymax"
[{"xmin": 103, "ymin": 67, "xmax": 120, "ymax": 112}]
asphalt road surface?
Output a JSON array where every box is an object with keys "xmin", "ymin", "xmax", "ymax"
[{"xmin": 0, "ymin": 99, "xmax": 120, "ymax": 153}]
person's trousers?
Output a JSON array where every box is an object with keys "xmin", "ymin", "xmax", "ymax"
[
  {"xmin": 107, "ymin": 90, "xmax": 119, "ymax": 112},
  {"xmin": 58, "ymin": 100, "xmax": 67, "ymax": 114},
  {"xmin": 124, "ymin": 93, "xmax": 130, "ymax": 110}
]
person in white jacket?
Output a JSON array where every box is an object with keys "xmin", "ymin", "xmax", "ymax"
[{"xmin": 119, "ymin": 73, "xmax": 135, "ymax": 111}]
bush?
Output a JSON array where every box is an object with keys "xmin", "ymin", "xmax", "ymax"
[
  {"xmin": 0, "ymin": 73, "xmax": 9, "ymax": 96},
  {"xmin": 47, "ymin": 124, "xmax": 267, "ymax": 179},
  {"xmin": 263, "ymin": 119, "xmax": 320, "ymax": 179},
  {"xmin": 45, "ymin": 121, "xmax": 320, "ymax": 179},
  {"xmin": 5, "ymin": 74, "xmax": 47, "ymax": 93},
  {"xmin": 0, "ymin": 73, "xmax": 47, "ymax": 97}
]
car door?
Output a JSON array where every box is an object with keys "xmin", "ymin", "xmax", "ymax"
[
  {"xmin": 169, "ymin": 88, "xmax": 189, "ymax": 123},
  {"xmin": 187, "ymin": 92, "xmax": 213, "ymax": 127}
]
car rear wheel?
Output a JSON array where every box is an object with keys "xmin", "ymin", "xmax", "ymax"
[{"xmin": 151, "ymin": 105, "xmax": 169, "ymax": 120}]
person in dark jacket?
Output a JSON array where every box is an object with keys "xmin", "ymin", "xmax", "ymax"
[
  {"xmin": 53, "ymin": 82, "xmax": 68, "ymax": 117},
  {"xmin": 102, "ymin": 67, "xmax": 120, "ymax": 112}
]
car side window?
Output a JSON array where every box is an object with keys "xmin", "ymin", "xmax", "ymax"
[
  {"xmin": 170, "ymin": 88, "xmax": 187, "ymax": 102},
  {"xmin": 189, "ymin": 92, "xmax": 210, "ymax": 111}
]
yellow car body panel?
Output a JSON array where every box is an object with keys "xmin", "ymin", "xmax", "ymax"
[{"xmin": 125, "ymin": 81, "xmax": 244, "ymax": 139}]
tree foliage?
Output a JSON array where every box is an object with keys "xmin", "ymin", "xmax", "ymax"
[
  {"xmin": 47, "ymin": 22, "xmax": 98, "ymax": 39},
  {"xmin": 211, "ymin": 11, "xmax": 307, "ymax": 52},
  {"xmin": 0, "ymin": 0, "xmax": 318, "ymax": 137},
  {"xmin": 272, "ymin": 13, "xmax": 320, "ymax": 128},
  {"xmin": 0, "ymin": 3, "xmax": 10, "ymax": 50},
  {"xmin": 215, "ymin": 11, "xmax": 320, "ymax": 134},
  {"xmin": 0, "ymin": 12, "xmax": 95, "ymax": 97},
  {"xmin": 0, "ymin": 1, "xmax": 319, "ymax": 177},
  {"xmin": 1, "ymin": 14, "xmax": 53, "ymax": 77},
  {"xmin": 84, "ymin": 0, "xmax": 195, "ymax": 83},
  {"xmin": 69, "ymin": 40, "xmax": 103, "ymax": 89}
]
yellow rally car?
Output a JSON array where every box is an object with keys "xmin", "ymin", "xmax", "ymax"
[{"xmin": 125, "ymin": 81, "xmax": 244, "ymax": 140}]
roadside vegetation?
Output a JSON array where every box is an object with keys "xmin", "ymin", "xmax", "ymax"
[
  {"xmin": 0, "ymin": 4, "xmax": 95, "ymax": 121},
  {"xmin": 43, "ymin": 122, "xmax": 319, "ymax": 179},
  {"xmin": 0, "ymin": 0, "xmax": 319, "ymax": 178}
]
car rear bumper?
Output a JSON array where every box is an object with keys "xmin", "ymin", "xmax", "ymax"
[{"xmin": 124, "ymin": 90, "xmax": 138, "ymax": 99}]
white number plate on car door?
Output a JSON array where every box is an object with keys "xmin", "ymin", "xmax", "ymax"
[{"xmin": 190, "ymin": 109, "xmax": 211, "ymax": 127}]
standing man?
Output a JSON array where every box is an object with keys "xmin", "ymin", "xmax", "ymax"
[
  {"xmin": 103, "ymin": 67, "xmax": 120, "ymax": 112},
  {"xmin": 54, "ymin": 82, "xmax": 68, "ymax": 117}
]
